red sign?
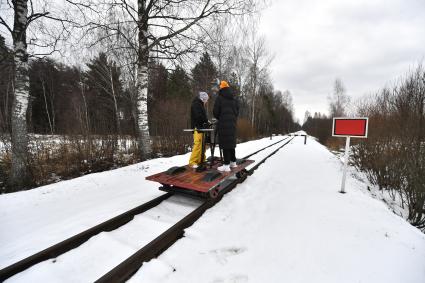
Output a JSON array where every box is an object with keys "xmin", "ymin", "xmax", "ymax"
[{"xmin": 332, "ymin": 118, "xmax": 368, "ymax": 137}]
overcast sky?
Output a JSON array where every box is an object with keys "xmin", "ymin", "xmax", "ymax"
[
  {"xmin": 258, "ymin": 0, "xmax": 425, "ymax": 123},
  {"xmin": 1, "ymin": 0, "xmax": 424, "ymax": 124}
]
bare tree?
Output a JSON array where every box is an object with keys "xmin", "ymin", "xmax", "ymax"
[
  {"xmin": 203, "ymin": 16, "xmax": 234, "ymax": 79},
  {"xmin": 70, "ymin": 0, "xmax": 257, "ymax": 159},
  {"xmin": 244, "ymin": 27, "xmax": 273, "ymax": 126},
  {"xmin": 0, "ymin": 0, "xmax": 75, "ymax": 189},
  {"xmin": 352, "ymin": 65, "xmax": 425, "ymax": 231},
  {"xmin": 40, "ymin": 76, "xmax": 54, "ymax": 134},
  {"xmin": 228, "ymin": 45, "xmax": 249, "ymax": 98},
  {"xmin": 304, "ymin": 110, "xmax": 311, "ymax": 124},
  {"xmin": 0, "ymin": 0, "xmax": 33, "ymax": 188},
  {"xmin": 281, "ymin": 90, "xmax": 294, "ymax": 115},
  {"xmin": 328, "ymin": 78, "xmax": 350, "ymax": 117}
]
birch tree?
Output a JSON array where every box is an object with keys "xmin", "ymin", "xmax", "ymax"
[
  {"xmin": 72, "ymin": 0, "xmax": 257, "ymax": 159},
  {"xmin": 203, "ymin": 16, "xmax": 233, "ymax": 79},
  {"xmin": 244, "ymin": 29, "xmax": 273, "ymax": 126},
  {"xmin": 328, "ymin": 78, "xmax": 350, "ymax": 117},
  {"xmin": 0, "ymin": 0, "xmax": 75, "ymax": 189},
  {"xmin": 0, "ymin": 0, "xmax": 32, "ymax": 188}
]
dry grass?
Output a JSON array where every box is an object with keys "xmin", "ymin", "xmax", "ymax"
[
  {"xmin": 0, "ymin": 134, "xmax": 192, "ymax": 192},
  {"xmin": 237, "ymin": 118, "xmax": 257, "ymax": 142}
]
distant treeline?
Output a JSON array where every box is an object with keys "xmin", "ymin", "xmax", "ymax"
[{"xmin": 0, "ymin": 48, "xmax": 297, "ymax": 139}]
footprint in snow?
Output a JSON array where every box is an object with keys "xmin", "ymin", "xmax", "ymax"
[
  {"xmin": 211, "ymin": 274, "xmax": 249, "ymax": 283},
  {"xmin": 209, "ymin": 247, "xmax": 246, "ymax": 265}
]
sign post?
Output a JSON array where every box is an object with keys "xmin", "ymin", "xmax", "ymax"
[{"xmin": 332, "ymin": 117, "xmax": 369, "ymax": 193}]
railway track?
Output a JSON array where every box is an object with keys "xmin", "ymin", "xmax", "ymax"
[{"xmin": 0, "ymin": 136, "xmax": 295, "ymax": 282}]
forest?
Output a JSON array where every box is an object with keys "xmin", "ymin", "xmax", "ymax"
[{"xmin": 0, "ymin": 0, "xmax": 298, "ymax": 193}]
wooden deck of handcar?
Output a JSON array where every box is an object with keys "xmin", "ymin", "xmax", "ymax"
[{"xmin": 145, "ymin": 159, "xmax": 254, "ymax": 193}]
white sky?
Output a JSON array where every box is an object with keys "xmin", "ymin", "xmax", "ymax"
[{"xmin": 258, "ymin": 0, "xmax": 425, "ymax": 123}]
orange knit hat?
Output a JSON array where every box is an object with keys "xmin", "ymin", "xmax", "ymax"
[{"xmin": 219, "ymin": 80, "xmax": 229, "ymax": 89}]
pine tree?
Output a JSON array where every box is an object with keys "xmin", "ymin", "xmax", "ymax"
[
  {"xmin": 147, "ymin": 62, "xmax": 169, "ymax": 133},
  {"xmin": 191, "ymin": 52, "xmax": 218, "ymax": 93},
  {"xmin": 29, "ymin": 58, "xmax": 59, "ymax": 134},
  {"xmin": 0, "ymin": 34, "xmax": 13, "ymax": 133},
  {"xmin": 167, "ymin": 66, "xmax": 192, "ymax": 101},
  {"xmin": 148, "ymin": 62, "xmax": 168, "ymax": 103},
  {"xmin": 228, "ymin": 72, "xmax": 240, "ymax": 96},
  {"xmin": 85, "ymin": 52, "xmax": 123, "ymax": 134}
]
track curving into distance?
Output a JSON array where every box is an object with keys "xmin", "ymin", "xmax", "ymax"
[{"xmin": 0, "ymin": 135, "xmax": 295, "ymax": 282}]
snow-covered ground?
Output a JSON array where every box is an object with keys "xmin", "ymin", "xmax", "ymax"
[
  {"xmin": 1, "ymin": 135, "xmax": 424, "ymax": 282},
  {"xmin": 0, "ymin": 134, "xmax": 138, "ymax": 154},
  {"xmin": 0, "ymin": 137, "xmax": 285, "ymax": 280}
]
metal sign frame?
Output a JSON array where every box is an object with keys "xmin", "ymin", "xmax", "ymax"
[
  {"xmin": 332, "ymin": 117, "xmax": 369, "ymax": 138},
  {"xmin": 331, "ymin": 117, "xmax": 369, "ymax": 194}
]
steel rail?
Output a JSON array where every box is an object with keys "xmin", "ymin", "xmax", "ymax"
[
  {"xmin": 96, "ymin": 136, "xmax": 295, "ymax": 283},
  {"xmin": 95, "ymin": 198, "xmax": 216, "ymax": 283},
  {"xmin": 247, "ymin": 137, "xmax": 294, "ymax": 174},
  {"xmin": 0, "ymin": 193, "xmax": 173, "ymax": 281},
  {"xmin": 0, "ymin": 136, "xmax": 294, "ymax": 282},
  {"xmin": 242, "ymin": 136, "xmax": 289, "ymax": 159}
]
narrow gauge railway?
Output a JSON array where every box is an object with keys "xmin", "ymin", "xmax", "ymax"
[{"xmin": 0, "ymin": 136, "xmax": 295, "ymax": 282}]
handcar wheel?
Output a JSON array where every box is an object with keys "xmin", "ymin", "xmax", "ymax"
[
  {"xmin": 209, "ymin": 188, "xmax": 219, "ymax": 199},
  {"xmin": 236, "ymin": 169, "xmax": 247, "ymax": 179}
]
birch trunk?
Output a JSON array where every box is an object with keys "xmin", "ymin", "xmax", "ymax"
[
  {"xmin": 4, "ymin": 80, "xmax": 11, "ymax": 130},
  {"xmin": 49, "ymin": 79, "xmax": 56, "ymax": 132},
  {"xmin": 79, "ymin": 73, "xmax": 92, "ymax": 160},
  {"xmin": 9, "ymin": 0, "xmax": 30, "ymax": 189},
  {"xmin": 136, "ymin": 0, "xmax": 152, "ymax": 159},
  {"xmin": 109, "ymin": 65, "xmax": 121, "ymax": 136},
  {"xmin": 251, "ymin": 77, "xmax": 256, "ymax": 126},
  {"xmin": 41, "ymin": 79, "xmax": 53, "ymax": 134}
]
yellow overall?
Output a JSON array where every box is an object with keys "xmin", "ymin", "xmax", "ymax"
[{"xmin": 189, "ymin": 130, "xmax": 206, "ymax": 166}]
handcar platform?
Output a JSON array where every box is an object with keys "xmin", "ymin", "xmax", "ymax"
[{"xmin": 145, "ymin": 159, "xmax": 254, "ymax": 198}]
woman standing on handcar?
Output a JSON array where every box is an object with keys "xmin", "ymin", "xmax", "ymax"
[
  {"xmin": 189, "ymin": 92, "xmax": 209, "ymax": 169},
  {"xmin": 213, "ymin": 81, "xmax": 239, "ymax": 172}
]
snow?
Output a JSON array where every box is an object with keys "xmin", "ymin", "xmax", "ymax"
[
  {"xmin": 0, "ymin": 137, "xmax": 284, "ymax": 275},
  {"xmin": 0, "ymin": 134, "xmax": 139, "ymax": 154},
  {"xmin": 7, "ymin": 195, "xmax": 203, "ymax": 282},
  {"xmin": 1, "ymin": 135, "xmax": 425, "ymax": 282}
]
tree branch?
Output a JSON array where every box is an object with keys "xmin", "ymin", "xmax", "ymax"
[
  {"xmin": 0, "ymin": 16, "xmax": 13, "ymax": 35},
  {"xmin": 27, "ymin": 12, "xmax": 50, "ymax": 25},
  {"xmin": 148, "ymin": 0, "xmax": 212, "ymax": 49}
]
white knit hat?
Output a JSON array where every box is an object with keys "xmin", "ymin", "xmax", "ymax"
[{"xmin": 199, "ymin": 92, "xmax": 209, "ymax": 102}]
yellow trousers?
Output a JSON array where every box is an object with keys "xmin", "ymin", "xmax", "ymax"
[{"xmin": 189, "ymin": 130, "xmax": 206, "ymax": 166}]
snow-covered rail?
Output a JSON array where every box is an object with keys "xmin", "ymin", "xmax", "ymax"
[
  {"xmin": 0, "ymin": 136, "xmax": 295, "ymax": 282},
  {"xmin": 0, "ymin": 194, "xmax": 173, "ymax": 281},
  {"xmin": 96, "ymin": 137, "xmax": 294, "ymax": 283}
]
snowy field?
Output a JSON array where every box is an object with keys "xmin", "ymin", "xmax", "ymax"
[
  {"xmin": 0, "ymin": 134, "xmax": 138, "ymax": 154},
  {"xmin": 1, "ymin": 135, "xmax": 425, "ymax": 282}
]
